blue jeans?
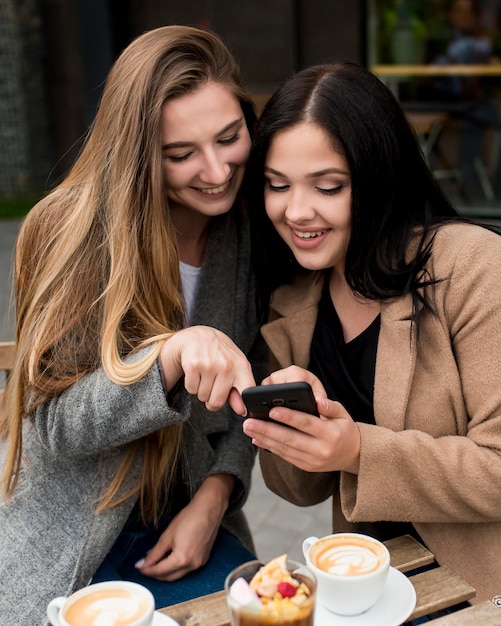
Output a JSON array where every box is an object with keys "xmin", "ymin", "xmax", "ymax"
[{"xmin": 91, "ymin": 525, "xmax": 255, "ymax": 608}]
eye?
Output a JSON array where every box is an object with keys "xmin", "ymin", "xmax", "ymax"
[
  {"xmin": 266, "ymin": 182, "xmax": 289, "ymax": 192},
  {"xmin": 165, "ymin": 151, "xmax": 193, "ymax": 163},
  {"xmin": 219, "ymin": 133, "xmax": 240, "ymax": 146},
  {"xmin": 316, "ymin": 185, "xmax": 344, "ymax": 195}
]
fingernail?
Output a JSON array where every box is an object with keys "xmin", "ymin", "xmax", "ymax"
[{"xmin": 134, "ymin": 558, "xmax": 145, "ymax": 569}]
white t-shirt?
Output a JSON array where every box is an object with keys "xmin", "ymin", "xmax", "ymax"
[{"xmin": 179, "ymin": 261, "xmax": 202, "ymax": 324}]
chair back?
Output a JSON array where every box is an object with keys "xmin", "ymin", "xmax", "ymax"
[{"xmin": 0, "ymin": 341, "xmax": 16, "ymax": 402}]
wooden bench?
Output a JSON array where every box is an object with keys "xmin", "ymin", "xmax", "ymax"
[{"xmin": 0, "ymin": 341, "xmax": 16, "ymax": 402}]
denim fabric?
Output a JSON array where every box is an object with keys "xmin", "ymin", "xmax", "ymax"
[{"xmin": 91, "ymin": 526, "xmax": 255, "ymax": 608}]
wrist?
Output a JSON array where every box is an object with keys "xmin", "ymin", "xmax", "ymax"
[{"xmin": 193, "ymin": 474, "xmax": 236, "ymax": 515}]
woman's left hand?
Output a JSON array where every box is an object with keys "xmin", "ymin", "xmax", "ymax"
[
  {"xmin": 243, "ymin": 395, "xmax": 361, "ymax": 475},
  {"xmin": 134, "ymin": 474, "xmax": 234, "ymax": 581}
]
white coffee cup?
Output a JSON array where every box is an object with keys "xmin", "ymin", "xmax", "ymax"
[
  {"xmin": 47, "ymin": 580, "xmax": 155, "ymax": 626},
  {"xmin": 302, "ymin": 532, "xmax": 390, "ymax": 616}
]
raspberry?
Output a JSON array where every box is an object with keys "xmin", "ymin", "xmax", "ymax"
[{"xmin": 277, "ymin": 581, "xmax": 297, "ymax": 598}]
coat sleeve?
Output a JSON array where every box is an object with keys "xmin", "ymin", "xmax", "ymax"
[
  {"xmin": 204, "ymin": 406, "xmax": 257, "ymax": 513},
  {"xmin": 259, "ymin": 448, "xmax": 337, "ymax": 506},
  {"xmin": 32, "ymin": 347, "xmax": 190, "ymax": 458},
  {"xmin": 179, "ymin": 334, "xmax": 267, "ymax": 514},
  {"xmin": 342, "ymin": 225, "xmax": 501, "ymax": 524}
]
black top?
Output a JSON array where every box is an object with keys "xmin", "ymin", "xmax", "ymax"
[
  {"xmin": 308, "ymin": 279, "xmax": 419, "ymax": 542},
  {"xmin": 309, "ymin": 280, "xmax": 379, "ymax": 425}
]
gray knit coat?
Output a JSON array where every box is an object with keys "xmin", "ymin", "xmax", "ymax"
[{"xmin": 0, "ymin": 210, "xmax": 264, "ymax": 625}]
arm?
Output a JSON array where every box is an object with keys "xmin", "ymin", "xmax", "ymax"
[
  {"xmin": 137, "ymin": 336, "xmax": 262, "ymax": 580},
  {"xmin": 343, "ymin": 226, "xmax": 501, "ymax": 524},
  {"xmin": 33, "ymin": 346, "xmax": 186, "ymax": 457},
  {"xmin": 136, "ymin": 473, "xmax": 237, "ymax": 580},
  {"xmin": 260, "ymin": 448, "xmax": 337, "ymax": 507},
  {"xmin": 34, "ymin": 326, "xmax": 255, "ymax": 457},
  {"xmin": 244, "ymin": 366, "xmax": 346, "ymax": 506}
]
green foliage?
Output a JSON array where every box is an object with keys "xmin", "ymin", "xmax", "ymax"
[
  {"xmin": 375, "ymin": 0, "xmax": 452, "ymax": 63},
  {"xmin": 0, "ymin": 196, "xmax": 37, "ymax": 219}
]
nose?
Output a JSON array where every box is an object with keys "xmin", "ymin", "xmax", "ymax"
[
  {"xmin": 199, "ymin": 149, "xmax": 231, "ymax": 185},
  {"xmin": 284, "ymin": 188, "xmax": 316, "ymax": 223}
]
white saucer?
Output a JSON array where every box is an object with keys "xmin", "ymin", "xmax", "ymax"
[
  {"xmin": 314, "ymin": 566, "xmax": 416, "ymax": 626},
  {"xmin": 153, "ymin": 611, "xmax": 180, "ymax": 626}
]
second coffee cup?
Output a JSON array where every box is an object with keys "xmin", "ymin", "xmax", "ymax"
[
  {"xmin": 46, "ymin": 580, "xmax": 155, "ymax": 626},
  {"xmin": 302, "ymin": 532, "xmax": 390, "ymax": 616}
]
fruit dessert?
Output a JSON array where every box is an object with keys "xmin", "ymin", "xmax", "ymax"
[{"xmin": 228, "ymin": 554, "xmax": 314, "ymax": 625}]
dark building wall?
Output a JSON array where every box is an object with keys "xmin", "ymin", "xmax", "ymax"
[
  {"xmin": 2, "ymin": 0, "xmax": 364, "ymax": 194},
  {"xmin": 298, "ymin": 1, "xmax": 364, "ymax": 68},
  {"xmin": 120, "ymin": 0, "xmax": 364, "ymax": 92},
  {"xmin": 0, "ymin": 0, "xmax": 52, "ymax": 195},
  {"xmin": 40, "ymin": 0, "xmax": 115, "ymax": 181}
]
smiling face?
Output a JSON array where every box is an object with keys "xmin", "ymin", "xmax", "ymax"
[
  {"xmin": 264, "ymin": 122, "xmax": 352, "ymax": 274},
  {"xmin": 161, "ymin": 81, "xmax": 251, "ymax": 228}
]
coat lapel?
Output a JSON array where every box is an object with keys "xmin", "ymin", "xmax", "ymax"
[
  {"xmin": 261, "ymin": 272, "xmax": 324, "ymax": 369},
  {"xmin": 374, "ymin": 294, "xmax": 417, "ymax": 430}
]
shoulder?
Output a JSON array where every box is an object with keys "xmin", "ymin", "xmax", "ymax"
[
  {"xmin": 432, "ymin": 221, "xmax": 501, "ymax": 249},
  {"xmin": 421, "ymin": 223, "xmax": 501, "ymax": 317},
  {"xmin": 428, "ymin": 222, "xmax": 501, "ymax": 276}
]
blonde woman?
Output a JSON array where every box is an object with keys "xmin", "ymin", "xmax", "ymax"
[{"xmin": 0, "ymin": 25, "xmax": 264, "ymax": 624}]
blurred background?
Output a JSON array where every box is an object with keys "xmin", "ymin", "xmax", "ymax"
[{"xmin": 3, "ymin": 0, "xmax": 501, "ymax": 218}]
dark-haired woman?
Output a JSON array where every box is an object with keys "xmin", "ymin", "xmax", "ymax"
[{"xmin": 243, "ymin": 61, "xmax": 501, "ymax": 606}]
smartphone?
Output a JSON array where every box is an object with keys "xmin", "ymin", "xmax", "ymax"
[{"xmin": 242, "ymin": 381, "xmax": 318, "ymax": 421}]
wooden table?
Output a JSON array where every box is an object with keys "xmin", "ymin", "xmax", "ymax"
[
  {"xmin": 158, "ymin": 534, "xmax": 501, "ymax": 625},
  {"xmin": 371, "ymin": 63, "xmax": 501, "ymax": 102},
  {"xmin": 371, "ymin": 64, "xmax": 501, "ymax": 78}
]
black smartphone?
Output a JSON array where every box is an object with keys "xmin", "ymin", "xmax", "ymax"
[{"xmin": 242, "ymin": 381, "xmax": 319, "ymax": 420}]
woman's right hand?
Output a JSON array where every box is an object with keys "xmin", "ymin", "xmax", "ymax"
[
  {"xmin": 243, "ymin": 365, "xmax": 361, "ymax": 475},
  {"xmin": 159, "ymin": 326, "xmax": 255, "ymax": 415}
]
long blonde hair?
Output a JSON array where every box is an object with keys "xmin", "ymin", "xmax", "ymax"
[{"xmin": 1, "ymin": 25, "xmax": 256, "ymax": 522}]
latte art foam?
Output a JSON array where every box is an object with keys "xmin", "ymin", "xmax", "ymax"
[
  {"xmin": 65, "ymin": 589, "xmax": 149, "ymax": 626},
  {"xmin": 311, "ymin": 537, "xmax": 386, "ymax": 576}
]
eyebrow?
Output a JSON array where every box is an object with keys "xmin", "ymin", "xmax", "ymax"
[
  {"xmin": 162, "ymin": 117, "xmax": 245, "ymax": 151},
  {"xmin": 264, "ymin": 166, "xmax": 350, "ymax": 177}
]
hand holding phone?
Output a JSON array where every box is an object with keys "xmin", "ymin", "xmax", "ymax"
[{"xmin": 242, "ymin": 381, "xmax": 319, "ymax": 421}]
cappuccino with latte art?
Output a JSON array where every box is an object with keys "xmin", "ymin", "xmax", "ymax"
[
  {"xmin": 303, "ymin": 533, "xmax": 390, "ymax": 616},
  {"xmin": 47, "ymin": 580, "xmax": 155, "ymax": 626},
  {"xmin": 309, "ymin": 534, "xmax": 387, "ymax": 576},
  {"xmin": 64, "ymin": 587, "xmax": 150, "ymax": 626}
]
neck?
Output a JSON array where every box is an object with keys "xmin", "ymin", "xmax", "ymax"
[
  {"xmin": 328, "ymin": 269, "xmax": 380, "ymax": 342},
  {"xmin": 171, "ymin": 206, "xmax": 212, "ymax": 267}
]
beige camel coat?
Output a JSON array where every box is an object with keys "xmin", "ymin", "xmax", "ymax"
[{"xmin": 259, "ymin": 223, "xmax": 501, "ymax": 604}]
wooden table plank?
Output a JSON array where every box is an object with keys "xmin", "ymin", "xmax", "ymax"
[
  {"xmin": 384, "ymin": 534, "xmax": 435, "ymax": 573},
  {"xmin": 159, "ymin": 590, "xmax": 229, "ymax": 626},
  {"xmin": 427, "ymin": 600, "xmax": 501, "ymax": 625},
  {"xmin": 408, "ymin": 566, "xmax": 475, "ymax": 620}
]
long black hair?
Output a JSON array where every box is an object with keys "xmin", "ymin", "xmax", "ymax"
[{"xmin": 248, "ymin": 62, "xmax": 465, "ymax": 322}]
